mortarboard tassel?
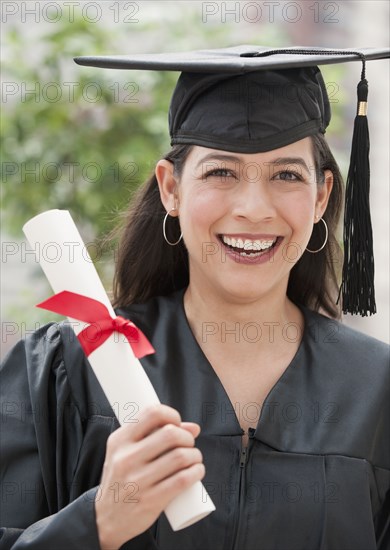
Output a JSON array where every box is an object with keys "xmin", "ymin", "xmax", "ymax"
[{"xmin": 339, "ymin": 64, "xmax": 376, "ymax": 316}]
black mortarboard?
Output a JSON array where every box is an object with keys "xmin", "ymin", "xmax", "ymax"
[{"xmin": 74, "ymin": 45, "xmax": 390, "ymax": 316}]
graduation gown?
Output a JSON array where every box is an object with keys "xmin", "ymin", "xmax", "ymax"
[{"xmin": 1, "ymin": 289, "xmax": 389, "ymax": 550}]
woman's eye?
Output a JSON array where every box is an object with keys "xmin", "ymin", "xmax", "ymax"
[
  {"xmin": 204, "ymin": 168, "xmax": 236, "ymax": 179},
  {"xmin": 273, "ymin": 170, "xmax": 302, "ymax": 182}
]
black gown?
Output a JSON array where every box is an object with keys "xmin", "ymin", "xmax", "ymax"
[{"xmin": 1, "ymin": 289, "xmax": 389, "ymax": 550}]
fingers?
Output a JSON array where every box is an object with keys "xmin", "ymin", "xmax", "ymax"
[
  {"xmin": 108, "ymin": 404, "xmax": 182, "ymax": 447},
  {"xmin": 108, "ymin": 404, "xmax": 201, "ymax": 449},
  {"xmin": 132, "ymin": 404, "xmax": 183, "ymax": 441},
  {"xmin": 110, "ymin": 420, "xmax": 201, "ymax": 468},
  {"xmin": 137, "ymin": 445, "xmax": 203, "ymax": 487},
  {"xmin": 149, "ymin": 462, "xmax": 206, "ymax": 510},
  {"xmin": 105, "ymin": 414, "xmax": 203, "ymax": 490},
  {"xmin": 103, "ymin": 403, "xmax": 204, "ymax": 481},
  {"xmin": 181, "ymin": 422, "xmax": 201, "ymax": 438},
  {"xmin": 136, "ymin": 422, "xmax": 197, "ymax": 463}
]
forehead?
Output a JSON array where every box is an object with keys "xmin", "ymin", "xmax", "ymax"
[{"xmin": 185, "ymin": 137, "xmax": 314, "ymax": 166}]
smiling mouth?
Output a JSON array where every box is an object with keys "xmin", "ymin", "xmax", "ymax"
[{"xmin": 218, "ymin": 235, "xmax": 280, "ymax": 257}]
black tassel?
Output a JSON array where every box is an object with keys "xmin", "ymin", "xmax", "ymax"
[{"xmin": 338, "ymin": 76, "xmax": 376, "ymax": 315}]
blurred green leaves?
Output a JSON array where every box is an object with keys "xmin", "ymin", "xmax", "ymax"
[{"xmin": 1, "ymin": 15, "xmax": 178, "ymax": 241}]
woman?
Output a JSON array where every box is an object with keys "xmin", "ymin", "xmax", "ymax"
[{"xmin": 1, "ymin": 46, "xmax": 389, "ymax": 550}]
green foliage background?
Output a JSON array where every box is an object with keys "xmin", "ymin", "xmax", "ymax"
[{"xmin": 2, "ymin": 18, "xmax": 177, "ymax": 239}]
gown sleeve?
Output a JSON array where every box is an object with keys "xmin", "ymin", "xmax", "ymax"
[{"xmin": 0, "ymin": 322, "xmax": 158, "ymax": 550}]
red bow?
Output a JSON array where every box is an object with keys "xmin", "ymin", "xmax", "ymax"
[{"xmin": 37, "ymin": 291, "xmax": 155, "ymax": 359}]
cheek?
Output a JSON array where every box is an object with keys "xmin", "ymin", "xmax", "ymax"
[
  {"xmin": 180, "ymin": 187, "xmax": 227, "ymax": 237},
  {"xmin": 277, "ymin": 189, "xmax": 316, "ymax": 231}
]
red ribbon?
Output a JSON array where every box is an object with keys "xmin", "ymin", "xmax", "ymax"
[{"xmin": 37, "ymin": 291, "xmax": 155, "ymax": 359}]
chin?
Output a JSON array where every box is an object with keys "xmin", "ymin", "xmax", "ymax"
[{"xmin": 218, "ymin": 282, "xmax": 275, "ymax": 305}]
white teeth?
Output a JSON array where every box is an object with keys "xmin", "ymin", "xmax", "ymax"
[{"xmin": 221, "ymin": 235, "xmax": 276, "ymax": 252}]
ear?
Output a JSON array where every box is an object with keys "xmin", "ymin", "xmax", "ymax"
[
  {"xmin": 315, "ymin": 169, "xmax": 334, "ymax": 218},
  {"xmin": 155, "ymin": 159, "xmax": 180, "ymax": 216}
]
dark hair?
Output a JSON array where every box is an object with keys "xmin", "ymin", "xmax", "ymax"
[
  {"xmin": 288, "ymin": 134, "xmax": 343, "ymax": 318},
  {"xmin": 113, "ymin": 134, "xmax": 343, "ymax": 318},
  {"xmin": 112, "ymin": 144, "xmax": 192, "ymax": 307}
]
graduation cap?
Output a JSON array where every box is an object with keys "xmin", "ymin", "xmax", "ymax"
[{"xmin": 74, "ymin": 45, "xmax": 390, "ymax": 316}]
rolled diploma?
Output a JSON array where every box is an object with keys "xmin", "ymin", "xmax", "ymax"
[{"xmin": 23, "ymin": 209, "xmax": 215, "ymax": 531}]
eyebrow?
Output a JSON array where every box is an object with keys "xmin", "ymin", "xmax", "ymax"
[
  {"xmin": 195, "ymin": 153, "xmax": 241, "ymax": 169},
  {"xmin": 270, "ymin": 157, "xmax": 311, "ymax": 174},
  {"xmin": 195, "ymin": 153, "xmax": 310, "ymax": 174}
]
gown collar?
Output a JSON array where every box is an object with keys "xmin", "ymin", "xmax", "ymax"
[{"xmin": 119, "ymin": 288, "xmax": 314, "ymax": 440}]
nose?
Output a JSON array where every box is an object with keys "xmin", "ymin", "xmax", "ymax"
[{"xmin": 231, "ymin": 178, "xmax": 277, "ymax": 223}]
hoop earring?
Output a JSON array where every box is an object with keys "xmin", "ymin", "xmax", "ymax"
[
  {"xmin": 306, "ymin": 217, "xmax": 328, "ymax": 253},
  {"xmin": 163, "ymin": 208, "xmax": 183, "ymax": 246}
]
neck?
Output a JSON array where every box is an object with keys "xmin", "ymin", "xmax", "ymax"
[{"xmin": 183, "ymin": 282, "xmax": 304, "ymax": 353}]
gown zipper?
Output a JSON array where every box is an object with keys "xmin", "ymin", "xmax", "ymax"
[
  {"xmin": 231, "ymin": 428, "xmax": 256, "ymax": 550},
  {"xmin": 239, "ymin": 447, "xmax": 247, "ymax": 468}
]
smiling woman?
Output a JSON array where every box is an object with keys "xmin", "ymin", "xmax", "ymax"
[
  {"xmin": 1, "ymin": 46, "xmax": 389, "ymax": 550},
  {"xmin": 156, "ymin": 139, "xmax": 332, "ymax": 304}
]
